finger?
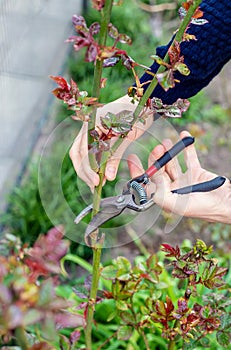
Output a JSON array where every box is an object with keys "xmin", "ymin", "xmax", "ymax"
[
  {"xmin": 162, "ymin": 138, "xmax": 183, "ymax": 181},
  {"xmin": 148, "ymin": 144, "xmax": 166, "ymax": 178},
  {"xmin": 69, "ymin": 123, "xmax": 99, "ymax": 188},
  {"xmin": 105, "ymin": 114, "xmax": 153, "ymax": 181},
  {"xmin": 127, "ymin": 154, "xmax": 144, "ymax": 179},
  {"xmin": 180, "ymin": 130, "xmax": 201, "ymax": 169},
  {"xmin": 105, "ymin": 137, "xmax": 132, "ymax": 181}
]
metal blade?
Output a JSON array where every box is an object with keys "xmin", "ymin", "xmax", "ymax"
[
  {"xmin": 74, "ymin": 203, "xmax": 93, "ymax": 224},
  {"xmin": 85, "ymin": 203, "xmax": 126, "ymax": 238}
]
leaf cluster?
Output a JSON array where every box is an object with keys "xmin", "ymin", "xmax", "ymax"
[
  {"xmin": 0, "ymin": 229, "xmax": 82, "ymax": 349},
  {"xmin": 98, "ymin": 240, "xmax": 230, "ymax": 348}
]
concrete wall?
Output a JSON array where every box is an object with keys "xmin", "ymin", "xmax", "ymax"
[{"xmin": 0, "ymin": 0, "xmax": 83, "ymax": 212}]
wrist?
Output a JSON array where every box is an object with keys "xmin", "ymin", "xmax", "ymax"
[{"xmin": 220, "ymin": 184, "xmax": 231, "ymax": 224}]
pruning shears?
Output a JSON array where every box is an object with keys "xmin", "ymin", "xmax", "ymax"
[{"xmin": 75, "ymin": 136, "xmax": 226, "ymax": 246}]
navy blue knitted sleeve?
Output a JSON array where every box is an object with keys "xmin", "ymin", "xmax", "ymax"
[{"xmin": 139, "ymin": 0, "xmax": 231, "ymax": 104}]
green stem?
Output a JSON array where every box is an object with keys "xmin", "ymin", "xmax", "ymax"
[
  {"xmin": 85, "ymin": 244, "xmax": 102, "ymax": 350},
  {"xmin": 88, "ymin": 0, "xmax": 113, "ymax": 171},
  {"xmin": 85, "ymin": 152, "xmax": 110, "ymax": 350},
  {"xmin": 61, "ymin": 253, "xmax": 93, "ymax": 274},
  {"xmin": 85, "ymin": 2, "xmax": 113, "ymax": 348},
  {"xmin": 141, "ymin": 330, "xmax": 151, "ymax": 350},
  {"xmin": 168, "ymin": 339, "xmax": 176, "ymax": 350},
  {"xmin": 15, "ymin": 326, "xmax": 29, "ymax": 350}
]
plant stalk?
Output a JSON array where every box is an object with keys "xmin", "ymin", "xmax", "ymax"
[
  {"xmin": 85, "ymin": 2, "xmax": 113, "ymax": 349},
  {"xmin": 88, "ymin": 0, "xmax": 113, "ymax": 171},
  {"xmin": 168, "ymin": 339, "xmax": 176, "ymax": 350},
  {"xmin": 15, "ymin": 326, "xmax": 29, "ymax": 350},
  {"xmin": 85, "ymin": 244, "xmax": 102, "ymax": 350}
]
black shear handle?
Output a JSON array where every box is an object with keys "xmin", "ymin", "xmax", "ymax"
[{"xmin": 172, "ymin": 176, "xmax": 226, "ymax": 195}]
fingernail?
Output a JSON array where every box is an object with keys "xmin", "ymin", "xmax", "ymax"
[{"xmin": 106, "ymin": 166, "xmax": 115, "ymax": 180}]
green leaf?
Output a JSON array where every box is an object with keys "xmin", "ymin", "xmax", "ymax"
[
  {"xmin": 117, "ymin": 325, "xmax": 133, "ymax": 340},
  {"xmin": 116, "ymin": 256, "xmax": 132, "ymax": 273},
  {"xmin": 41, "ymin": 317, "xmax": 58, "ymax": 342},
  {"xmin": 59, "ymin": 335, "xmax": 70, "ymax": 350},
  {"xmin": 150, "ymin": 55, "xmax": 168, "ymax": 67},
  {"xmin": 216, "ymin": 331, "xmax": 230, "ymax": 347},
  {"xmin": 120, "ymin": 311, "xmax": 136, "ymax": 324},
  {"xmin": 174, "ymin": 62, "xmax": 190, "ymax": 76},
  {"xmin": 101, "ymin": 265, "xmax": 118, "ymax": 280},
  {"xmin": 220, "ymin": 314, "xmax": 231, "ymax": 330},
  {"xmin": 146, "ymin": 255, "xmax": 158, "ymax": 270},
  {"xmin": 116, "ymin": 299, "xmax": 129, "ymax": 311},
  {"xmin": 156, "ymin": 70, "xmax": 175, "ymax": 91},
  {"xmin": 100, "ymin": 111, "xmax": 134, "ymax": 134},
  {"xmin": 23, "ymin": 309, "xmax": 42, "ymax": 326},
  {"xmin": 199, "ymin": 336, "xmax": 211, "ymax": 347},
  {"xmin": 107, "ymin": 310, "xmax": 117, "ymax": 322},
  {"xmin": 37, "ymin": 280, "xmax": 54, "ymax": 306},
  {"xmin": 155, "ymin": 300, "xmax": 166, "ymax": 316},
  {"xmin": 172, "ymin": 267, "xmax": 188, "ymax": 279},
  {"xmin": 117, "ymin": 270, "xmax": 131, "ymax": 281}
]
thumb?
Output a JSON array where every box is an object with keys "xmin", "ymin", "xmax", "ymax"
[{"xmin": 150, "ymin": 143, "xmax": 172, "ymax": 208}]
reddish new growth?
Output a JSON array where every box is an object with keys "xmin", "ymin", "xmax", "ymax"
[
  {"xmin": 50, "ymin": 75, "xmax": 101, "ymax": 121},
  {"xmin": 25, "ymin": 225, "xmax": 69, "ymax": 281},
  {"xmin": 92, "ymin": 0, "xmax": 105, "ymax": 11},
  {"xmin": 150, "ymin": 40, "xmax": 190, "ymax": 91},
  {"xmin": 0, "ymin": 229, "xmax": 83, "ymax": 346},
  {"xmin": 66, "ymin": 15, "xmax": 100, "ymax": 62},
  {"xmin": 161, "ymin": 240, "xmax": 228, "ymax": 289},
  {"xmin": 179, "ymin": 1, "xmax": 208, "ymax": 41},
  {"xmin": 66, "ymin": 15, "xmax": 147, "ymax": 74}
]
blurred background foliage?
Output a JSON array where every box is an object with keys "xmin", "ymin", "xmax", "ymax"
[{"xmin": 1, "ymin": 0, "xmax": 230, "ymax": 258}]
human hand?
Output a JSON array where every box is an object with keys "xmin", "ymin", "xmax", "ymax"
[
  {"xmin": 69, "ymin": 94, "xmax": 153, "ymax": 191},
  {"xmin": 127, "ymin": 130, "xmax": 231, "ymax": 224}
]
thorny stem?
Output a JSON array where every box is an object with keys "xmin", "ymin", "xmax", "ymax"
[
  {"xmin": 85, "ymin": 1, "xmax": 113, "ymax": 349},
  {"xmin": 88, "ymin": 0, "xmax": 113, "ymax": 171},
  {"xmin": 15, "ymin": 326, "xmax": 29, "ymax": 350},
  {"xmin": 85, "ymin": 244, "xmax": 102, "ymax": 350}
]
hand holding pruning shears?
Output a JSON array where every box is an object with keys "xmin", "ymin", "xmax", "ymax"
[{"xmin": 75, "ymin": 131, "xmax": 231, "ymax": 246}]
